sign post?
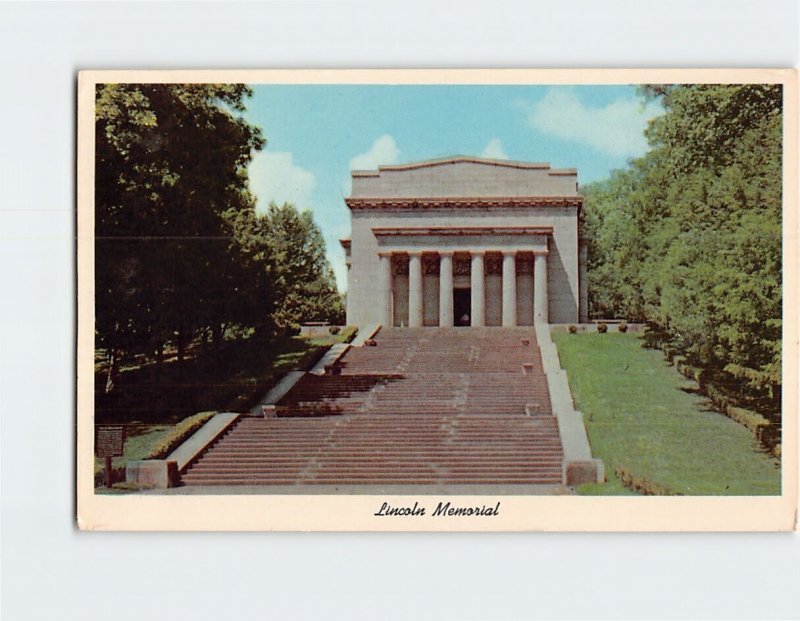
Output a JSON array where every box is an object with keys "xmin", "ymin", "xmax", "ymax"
[{"xmin": 95, "ymin": 426, "xmax": 125, "ymax": 488}]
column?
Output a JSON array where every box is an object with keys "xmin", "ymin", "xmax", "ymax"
[
  {"xmin": 408, "ymin": 252, "xmax": 423, "ymax": 327},
  {"xmin": 378, "ymin": 252, "xmax": 393, "ymax": 327},
  {"xmin": 470, "ymin": 251, "xmax": 485, "ymax": 327},
  {"xmin": 439, "ymin": 251, "xmax": 454, "ymax": 327},
  {"xmin": 579, "ymin": 240, "xmax": 589, "ymax": 323},
  {"xmin": 502, "ymin": 250, "xmax": 517, "ymax": 327},
  {"xmin": 534, "ymin": 252, "xmax": 549, "ymax": 324}
]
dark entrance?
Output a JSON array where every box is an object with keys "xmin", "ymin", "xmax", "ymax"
[{"xmin": 454, "ymin": 288, "xmax": 471, "ymax": 326}]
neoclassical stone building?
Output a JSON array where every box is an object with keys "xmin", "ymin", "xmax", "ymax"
[{"xmin": 341, "ymin": 156, "xmax": 588, "ymax": 327}]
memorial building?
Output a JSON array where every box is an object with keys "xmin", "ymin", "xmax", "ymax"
[
  {"xmin": 341, "ymin": 156, "xmax": 588, "ymax": 327},
  {"xmin": 135, "ymin": 155, "xmax": 604, "ymax": 490}
]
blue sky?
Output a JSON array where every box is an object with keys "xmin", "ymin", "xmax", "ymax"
[{"xmin": 242, "ymin": 85, "xmax": 663, "ymax": 292}]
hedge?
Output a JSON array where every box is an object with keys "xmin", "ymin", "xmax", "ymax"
[
  {"xmin": 147, "ymin": 411, "xmax": 216, "ymax": 459},
  {"xmin": 615, "ymin": 465, "xmax": 682, "ymax": 496},
  {"xmin": 340, "ymin": 326, "xmax": 358, "ymax": 343},
  {"xmin": 726, "ymin": 406, "xmax": 771, "ymax": 439}
]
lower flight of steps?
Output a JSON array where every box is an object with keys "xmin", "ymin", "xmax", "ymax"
[{"xmin": 180, "ymin": 413, "xmax": 564, "ymax": 486}]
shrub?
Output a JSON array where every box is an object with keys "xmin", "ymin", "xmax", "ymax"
[
  {"xmin": 618, "ymin": 321, "xmax": 628, "ymax": 333},
  {"xmin": 727, "ymin": 406, "xmax": 770, "ymax": 438},
  {"xmin": 643, "ymin": 326, "xmax": 666, "ymax": 349},
  {"xmin": 147, "ymin": 411, "xmax": 216, "ymax": 459},
  {"xmin": 706, "ymin": 384, "xmax": 733, "ymax": 411},
  {"xmin": 288, "ymin": 323, "xmax": 301, "ymax": 336},
  {"xmin": 597, "ymin": 322, "xmax": 608, "ymax": 334},
  {"xmin": 568, "ymin": 324, "xmax": 578, "ymax": 334},
  {"xmin": 328, "ymin": 326, "xmax": 341, "ymax": 335},
  {"xmin": 615, "ymin": 465, "xmax": 681, "ymax": 496},
  {"xmin": 340, "ymin": 326, "xmax": 358, "ymax": 343}
]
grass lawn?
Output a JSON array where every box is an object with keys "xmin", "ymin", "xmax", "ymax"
[{"xmin": 552, "ymin": 332, "xmax": 780, "ymax": 496}]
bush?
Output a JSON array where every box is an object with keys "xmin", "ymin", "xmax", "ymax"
[
  {"xmin": 706, "ymin": 384, "xmax": 733, "ymax": 410},
  {"xmin": 678, "ymin": 363, "xmax": 703, "ymax": 384},
  {"xmin": 147, "ymin": 411, "xmax": 216, "ymax": 459},
  {"xmin": 288, "ymin": 323, "xmax": 301, "ymax": 336},
  {"xmin": 340, "ymin": 326, "xmax": 358, "ymax": 343},
  {"xmin": 643, "ymin": 326, "xmax": 667, "ymax": 349},
  {"xmin": 727, "ymin": 406, "xmax": 770, "ymax": 438},
  {"xmin": 597, "ymin": 322, "xmax": 608, "ymax": 334},
  {"xmin": 618, "ymin": 321, "xmax": 628, "ymax": 333},
  {"xmin": 615, "ymin": 465, "xmax": 681, "ymax": 496},
  {"xmin": 568, "ymin": 324, "xmax": 578, "ymax": 334},
  {"xmin": 328, "ymin": 326, "xmax": 341, "ymax": 335}
]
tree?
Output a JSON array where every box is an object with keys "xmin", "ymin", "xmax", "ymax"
[
  {"xmin": 95, "ymin": 83, "xmax": 265, "ymax": 382},
  {"xmin": 260, "ymin": 203, "xmax": 345, "ymax": 329},
  {"xmin": 583, "ymin": 84, "xmax": 782, "ymax": 408}
]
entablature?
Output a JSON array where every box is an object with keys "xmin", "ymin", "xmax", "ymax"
[{"xmin": 346, "ymin": 196, "xmax": 583, "ymax": 210}]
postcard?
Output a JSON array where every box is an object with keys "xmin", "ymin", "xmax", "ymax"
[{"xmin": 76, "ymin": 68, "xmax": 798, "ymax": 531}]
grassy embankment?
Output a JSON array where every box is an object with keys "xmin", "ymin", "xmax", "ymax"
[
  {"xmin": 552, "ymin": 332, "xmax": 780, "ymax": 496},
  {"xmin": 94, "ymin": 327, "xmax": 356, "ymax": 482}
]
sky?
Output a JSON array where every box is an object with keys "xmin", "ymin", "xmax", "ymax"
[{"xmin": 241, "ymin": 85, "xmax": 664, "ymax": 292}]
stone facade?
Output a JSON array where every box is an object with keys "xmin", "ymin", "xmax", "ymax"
[{"xmin": 342, "ymin": 156, "xmax": 586, "ymax": 326}]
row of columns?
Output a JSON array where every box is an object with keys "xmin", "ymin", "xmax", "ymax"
[{"xmin": 378, "ymin": 250, "xmax": 548, "ymax": 328}]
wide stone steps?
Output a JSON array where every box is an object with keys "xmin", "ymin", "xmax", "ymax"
[
  {"xmin": 181, "ymin": 327, "xmax": 564, "ymax": 487},
  {"xmin": 182, "ymin": 414, "xmax": 564, "ymax": 486},
  {"xmin": 278, "ymin": 373, "xmax": 551, "ymax": 418}
]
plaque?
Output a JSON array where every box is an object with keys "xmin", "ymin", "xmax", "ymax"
[{"xmin": 95, "ymin": 425, "xmax": 125, "ymax": 458}]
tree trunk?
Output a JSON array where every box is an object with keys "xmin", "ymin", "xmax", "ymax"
[
  {"xmin": 177, "ymin": 324, "xmax": 186, "ymax": 364},
  {"xmin": 212, "ymin": 322, "xmax": 224, "ymax": 349},
  {"xmin": 104, "ymin": 349, "xmax": 118, "ymax": 394},
  {"xmin": 155, "ymin": 342, "xmax": 164, "ymax": 379}
]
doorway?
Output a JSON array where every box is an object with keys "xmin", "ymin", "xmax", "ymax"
[{"xmin": 454, "ymin": 288, "xmax": 471, "ymax": 326}]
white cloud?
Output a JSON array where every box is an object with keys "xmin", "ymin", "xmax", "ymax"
[
  {"xmin": 349, "ymin": 134, "xmax": 400, "ymax": 170},
  {"xmin": 343, "ymin": 134, "xmax": 402, "ymax": 196},
  {"xmin": 526, "ymin": 88, "xmax": 663, "ymax": 157},
  {"xmin": 480, "ymin": 138, "xmax": 509, "ymax": 160},
  {"xmin": 248, "ymin": 150, "xmax": 316, "ymax": 213}
]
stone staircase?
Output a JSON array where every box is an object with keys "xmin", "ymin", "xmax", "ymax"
[{"xmin": 181, "ymin": 327, "xmax": 564, "ymax": 487}]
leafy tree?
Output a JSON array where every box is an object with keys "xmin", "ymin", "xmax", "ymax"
[
  {"xmin": 584, "ymin": 84, "xmax": 782, "ymax": 410},
  {"xmin": 95, "ymin": 83, "xmax": 265, "ymax": 385},
  {"xmin": 260, "ymin": 203, "xmax": 345, "ymax": 329}
]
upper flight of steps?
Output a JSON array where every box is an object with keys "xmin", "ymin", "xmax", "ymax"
[{"xmin": 181, "ymin": 327, "xmax": 564, "ymax": 487}]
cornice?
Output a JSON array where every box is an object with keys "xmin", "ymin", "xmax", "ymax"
[
  {"xmin": 346, "ymin": 196, "xmax": 583, "ymax": 210},
  {"xmin": 372, "ymin": 226, "xmax": 554, "ymax": 237}
]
